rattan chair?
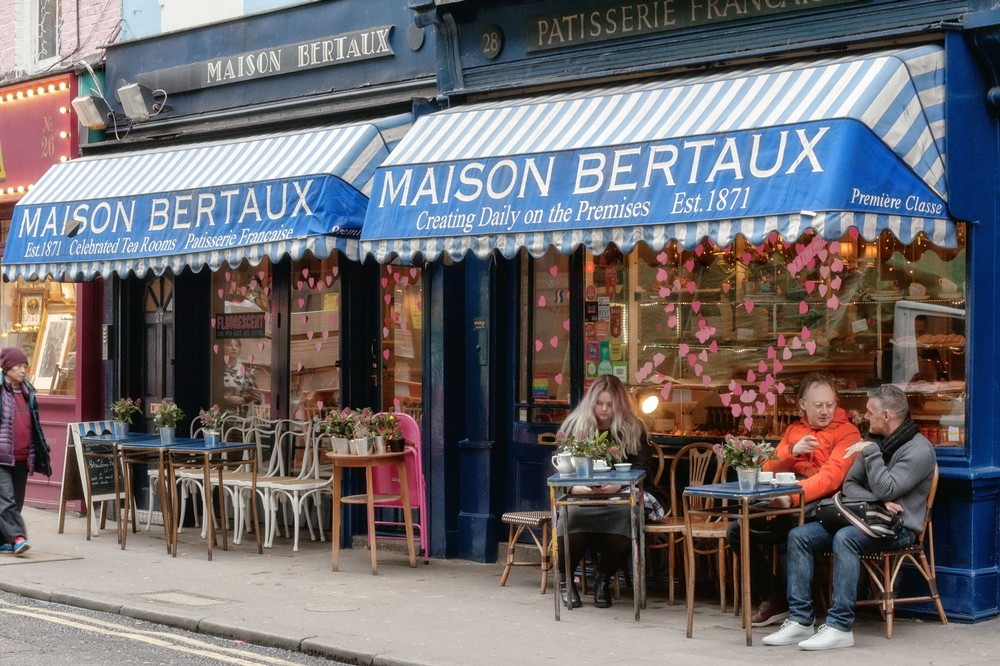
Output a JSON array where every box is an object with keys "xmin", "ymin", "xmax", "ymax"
[{"xmin": 499, "ymin": 511, "xmax": 552, "ymax": 593}]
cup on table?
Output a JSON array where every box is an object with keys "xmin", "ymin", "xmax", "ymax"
[
  {"xmin": 776, "ymin": 472, "xmax": 796, "ymax": 483},
  {"xmin": 757, "ymin": 471, "xmax": 774, "ymax": 484},
  {"xmin": 614, "ymin": 462, "xmax": 632, "ymax": 473}
]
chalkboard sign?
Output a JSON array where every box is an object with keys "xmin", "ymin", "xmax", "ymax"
[{"xmin": 81, "ymin": 441, "xmax": 123, "ymax": 501}]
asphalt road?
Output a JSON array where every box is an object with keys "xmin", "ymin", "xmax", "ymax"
[{"xmin": 0, "ymin": 590, "xmax": 344, "ymax": 665}]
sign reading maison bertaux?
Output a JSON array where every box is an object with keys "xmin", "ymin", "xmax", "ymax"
[
  {"xmin": 527, "ymin": 0, "xmax": 859, "ymax": 52},
  {"xmin": 141, "ymin": 25, "xmax": 394, "ymax": 93}
]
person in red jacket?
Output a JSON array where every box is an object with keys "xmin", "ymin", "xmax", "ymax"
[{"xmin": 726, "ymin": 372, "xmax": 860, "ymax": 627}]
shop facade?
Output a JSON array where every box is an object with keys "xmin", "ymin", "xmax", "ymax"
[
  {"xmin": 361, "ymin": 0, "xmax": 1000, "ymax": 620},
  {"xmin": 2, "ymin": 3, "xmax": 435, "ymax": 527},
  {"xmin": 0, "ymin": 73, "xmax": 104, "ymax": 509}
]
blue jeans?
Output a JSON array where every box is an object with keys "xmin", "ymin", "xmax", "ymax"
[{"xmin": 786, "ymin": 520, "xmax": 914, "ymax": 632}]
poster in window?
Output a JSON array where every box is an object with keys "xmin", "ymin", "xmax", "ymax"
[
  {"xmin": 17, "ymin": 292, "xmax": 44, "ymax": 329},
  {"xmin": 31, "ymin": 305, "xmax": 75, "ymax": 391}
]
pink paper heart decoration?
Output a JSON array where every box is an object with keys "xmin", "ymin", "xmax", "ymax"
[
  {"xmin": 801, "ymin": 326, "xmax": 811, "ymax": 340},
  {"xmin": 747, "ymin": 370, "xmax": 756, "ymax": 383},
  {"xmin": 740, "ymin": 391, "xmax": 754, "ymax": 403},
  {"xmin": 659, "ymin": 287, "xmax": 670, "ymax": 298},
  {"xmin": 549, "ymin": 336, "xmax": 559, "ymax": 348},
  {"xmin": 688, "ymin": 354, "xmax": 698, "ymax": 367},
  {"xmin": 799, "ymin": 301, "xmax": 809, "ymax": 315},
  {"xmin": 657, "ymin": 252, "xmax": 668, "ymax": 264},
  {"xmin": 820, "ymin": 265, "xmax": 830, "ymax": 279},
  {"xmin": 695, "ymin": 244, "xmax": 704, "ymax": 256},
  {"xmin": 258, "ymin": 342, "xmax": 264, "ymax": 352},
  {"xmin": 831, "ymin": 276, "xmax": 842, "ymax": 290},
  {"xmin": 709, "ymin": 340, "xmax": 718, "ymax": 353},
  {"xmin": 660, "ymin": 383, "xmax": 673, "ymax": 399},
  {"xmin": 826, "ymin": 295, "xmax": 840, "ymax": 310},
  {"xmin": 300, "ymin": 315, "xmax": 308, "ymax": 325},
  {"xmin": 224, "ymin": 271, "xmax": 231, "ymax": 281},
  {"xmin": 777, "ymin": 382, "xmax": 786, "ymax": 393},
  {"xmin": 213, "ymin": 344, "xmax": 219, "ymax": 354},
  {"xmin": 563, "ymin": 319, "xmax": 570, "ymax": 332},
  {"xmin": 721, "ymin": 283, "xmax": 731, "ymax": 294},
  {"xmin": 743, "ymin": 416, "xmax": 754, "ymax": 432},
  {"xmin": 790, "ymin": 336, "xmax": 801, "ymax": 349},
  {"xmin": 729, "ymin": 380, "xmax": 741, "ymax": 395},
  {"xmin": 383, "ymin": 327, "xmax": 389, "ymax": 338},
  {"xmin": 223, "ymin": 354, "xmax": 230, "ymax": 364},
  {"xmin": 755, "ymin": 400, "xmax": 766, "ymax": 415},
  {"xmin": 263, "ymin": 287, "xmax": 270, "ymax": 296},
  {"xmin": 745, "ymin": 300, "xmax": 754, "ymax": 314},
  {"xmin": 381, "ymin": 277, "xmax": 389, "ymax": 288},
  {"xmin": 782, "ymin": 347, "xmax": 792, "ymax": 360},
  {"xmin": 247, "ymin": 354, "xmax": 254, "ymax": 364},
  {"xmin": 731, "ymin": 404, "xmax": 742, "ymax": 418},
  {"xmin": 818, "ymin": 283, "xmax": 828, "ymax": 297},
  {"xmin": 312, "ymin": 342, "xmax": 321, "ymax": 352},
  {"xmin": 325, "ymin": 275, "xmax": 333, "ymax": 286},
  {"xmin": 805, "ymin": 281, "xmax": 815, "ymax": 294},
  {"xmin": 535, "ymin": 340, "xmax": 543, "ymax": 352},
  {"xmin": 774, "ymin": 359, "xmax": 784, "ymax": 372},
  {"xmin": 306, "ymin": 331, "xmax": 314, "ymax": 340},
  {"xmin": 766, "ymin": 392, "xmax": 776, "ymax": 405},
  {"xmin": 210, "ymin": 318, "xmax": 216, "ymax": 329},
  {"xmin": 720, "ymin": 393, "xmax": 732, "ymax": 407},
  {"xmin": 679, "ymin": 343, "xmax": 690, "ymax": 356},
  {"xmin": 664, "ymin": 303, "xmax": 676, "ymax": 313},
  {"xmin": 691, "ymin": 300, "xmax": 701, "ymax": 313},
  {"xmin": 301, "ymin": 268, "xmax": 309, "ymax": 278},
  {"xmin": 382, "ymin": 348, "xmax": 390, "ymax": 360},
  {"xmin": 296, "ymin": 280, "xmax": 304, "ymax": 290},
  {"xmin": 554, "ymin": 373, "xmax": 563, "ymax": 385},
  {"xmin": 767, "ymin": 346, "xmax": 776, "ymax": 359},
  {"xmin": 308, "ymin": 277, "xmax": 315, "ymax": 288},
  {"xmin": 384, "ymin": 294, "xmax": 392, "ymax": 304},
  {"xmin": 687, "ymin": 282, "xmax": 696, "ymax": 295},
  {"xmin": 332, "ymin": 266, "xmax": 339, "ymax": 277},
  {"xmin": 758, "ymin": 360, "xmax": 767, "ymax": 373},
  {"xmin": 538, "ymin": 295, "xmax": 547, "ymax": 307},
  {"xmin": 668, "ymin": 315, "xmax": 677, "ymax": 327},
  {"xmin": 818, "ymin": 249, "xmax": 829, "ymax": 261},
  {"xmin": 831, "ymin": 258, "xmax": 844, "ymax": 273},
  {"xmin": 298, "ymin": 298, "xmax": 306, "ymax": 308},
  {"xmin": 805, "ymin": 340, "xmax": 818, "ymax": 355},
  {"xmin": 653, "ymin": 353, "xmax": 665, "ymax": 366},
  {"xmin": 656, "ymin": 268, "xmax": 668, "ymax": 282},
  {"xmin": 699, "ymin": 350, "xmax": 708, "ymax": 362},
  {"xmin": 703, "ymin": 375, "xmax": 712, "ymax": 386},
  {"xmin": 684, "ymin": 259, "xmax": 695, "ymax": 272},
  {"xmin": 258, "ymin": 271, "xmax": 266, "ymax": 281},
  {"xmin": 217, "ymin": 288, "xmax": 224, "ymax": 298},
  {"xmin": 672, "ymin": 278, "xmax": 682, "ymax": 290},
  {"xmin": 548, "ymin": 264, "xmax": 559, "ymax": 278},
  {"xmin": 296, "ymin": 362, "xmax": 303, "ymax": 372},
  {"xmin": 830, "ymin": 242, "xmax": 841, "ymax": 254}
]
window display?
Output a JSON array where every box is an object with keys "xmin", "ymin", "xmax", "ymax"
[
  {"xmin": 0, "ymin": 278, "xmax": 77, "ymax": 395},
  {"xmin": 290, "ymin": 255, "xmax": 341, "ymax": 420},
  {"xmin": 381, "ymin": 265, "xmax": 423, "ymax": 419}
]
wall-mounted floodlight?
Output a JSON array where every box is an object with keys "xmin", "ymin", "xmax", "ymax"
[
  {"xmin": 118, "ymin": 83, "xmax": 163, "ymax": 122},
  {"xmin": 71, "ymin": 94, "xmax": 113, "ymax": 130}
]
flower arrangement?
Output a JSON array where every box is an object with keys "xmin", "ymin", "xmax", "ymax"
[
  {"xmin": 559, "ymin": 429, "xmax": 625, "ymax": 465},
  {"xmin": 110, "ymin": 397, "xmax": 142, "ymax": 424},
  {"xmin": 198, "ymin": 405, "xmax": 228, "ymax": 432},
  {"xmin": 371, "ymin": 412, "xmax": 403, "ymax": 439},
  {"xmin": 154, "ymin": 400, "xmax": 185, "ymax": 428},
  {"xmin": 351, "ymin": 407, "xmax": 374, "ymax": 440},
  {"xmin": 713, "ymin": 434, "xmax": 777, "ymax": 469}
]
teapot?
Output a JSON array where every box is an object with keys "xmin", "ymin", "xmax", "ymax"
[{"xmin": 552, "ymin": 451, "xmax": 575, "ymax": 476}]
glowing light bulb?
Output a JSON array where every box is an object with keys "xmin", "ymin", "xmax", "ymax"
[
  {"xmin": 59, "ymin": 131, "xmax": 67, "ymax": 139},
  {"xmin": 48, "ymin": 84, "xmax": 55, "ymax": 92},
  {"xmin": 36, "ymin": 86, "xmax": 44, "ymax": 94},
  {"xmin": 16, "ymin": 91, "xmax": 24, "ymax": 98},
  {"xmin": 26, "ymin": 89, "xmax": 34, "ymax": 96},
  {"xmin": 59, "ymin": 106, "xmax": 67, "ymax": 113}
]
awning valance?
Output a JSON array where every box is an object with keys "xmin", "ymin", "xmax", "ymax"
[
  {"xmin": 3, "ymin": 114, "xmax": 411, "ymax": 281},
  {"xmin": 361, "ymin": 46, "xmax": 954, "ymax": 263}
]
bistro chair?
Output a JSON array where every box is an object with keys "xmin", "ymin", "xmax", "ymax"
[
  {"xmin": 854, "ymin": 465, "xmax": 948, "ymax": 638},
  {"xmin": 499, "ymin": 511, "xmax": 552, "ymax": 593}
]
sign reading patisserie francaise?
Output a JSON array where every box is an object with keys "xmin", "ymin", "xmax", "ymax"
[{"xmin": 527, "ymin": 0, "xmax": 861, "ymax": 52}]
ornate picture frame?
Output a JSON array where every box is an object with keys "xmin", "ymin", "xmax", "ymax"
[{"xmin": 30, "ymin": 304, "xmax": 75, "ymax": 391}]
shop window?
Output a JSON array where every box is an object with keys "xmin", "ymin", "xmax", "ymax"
[
  {"xmin": 290, "ymin": 255, "xmax": 341, "ymax": 420},
  {"xmin": 0, "ymin": 279, "xmax": 76, "ymax": 396},
  {"xmin": 380, "ymin": 265, "xmax": 423, "ymax": 419},
  {"xmin": 34, "ymin": 0, "xmax": 60, "ymax": 68},
  {"xmin": 211, "ymin": 261, "xmax": 272, "ymax": 418},
  {"xmin": 517, "ymin": 248, "xmax": 571, "ymax": 423}
]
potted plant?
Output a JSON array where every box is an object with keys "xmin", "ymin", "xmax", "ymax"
[
  {"xmin": 198, "ymin": 404, "xmax": 228, "ymax": 446},
  {"xmin": 713, "ymin": 434, "xmax": 777, "ymax": 491},
  {"xmin": 371, "ymin": 412, "xmax": 402, "ymax": 454},
  {"xmin": 563, "ymin": 429, "xmax": 613, "ymax": 476},
  {"xmin": 109, "ymin": 397, "xmax": 142, "ymax": 438},
  {"xmin": 321, "ymin": 407, "xmax": 355, "ymax": 454},
  {"xmin": 350, "ymin": 407, "xmax": 374, "ymax": 455},
  {"xmin": 154, "ymin": 400, "xmax": 185, "ymax": 444}
]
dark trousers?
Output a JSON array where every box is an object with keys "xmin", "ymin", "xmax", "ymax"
[
  {"xmin": 558, "ymin": 532, "xmax": 631, "ymax": 577},
  {"xmin": 725, "ymin": 515, "xmax": 797, "ymax": 601},
  {"xmin": 0, "ymin": 462, "xmax": 28, "ymax": 544}
]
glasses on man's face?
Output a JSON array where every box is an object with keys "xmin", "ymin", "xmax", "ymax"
[{"xmin": 804, "ymin": 401, "xmax": 836, "ymax": 410}]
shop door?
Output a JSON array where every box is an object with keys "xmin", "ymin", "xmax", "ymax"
[{"xmin": 143, "ymin": 276, "xmax": 175, "ymax": 409}]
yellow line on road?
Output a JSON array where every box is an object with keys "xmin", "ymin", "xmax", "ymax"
[{"xmin": 0, "ymin": 598, "xmax": 307, "ymax": 665}]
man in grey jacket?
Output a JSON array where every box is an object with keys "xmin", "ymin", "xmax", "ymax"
[{"xmin": 762, "ymin": 384, "xmax": 936, "ymax": 650}]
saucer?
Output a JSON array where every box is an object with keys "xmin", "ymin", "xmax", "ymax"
[
  {"xmin": 771, "ymin": 479, "xmax": 799, "ymax": 486},
  {"xmin": 592, "ymin": 463, "xmax": 611, "ymax": 473}
]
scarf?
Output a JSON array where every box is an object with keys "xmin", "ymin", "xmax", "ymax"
[{"xmin": 870, "ymin": 415, "xmax": 920, "ymax": 463}]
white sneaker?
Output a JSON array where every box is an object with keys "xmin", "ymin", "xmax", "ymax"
[
  {"xmin": 798, "ymin": 624, "xmax": 854, "ymax": 650},
  {"xmin": 762, "ymin": 619, "xmax": 816, "ymax": 646}
]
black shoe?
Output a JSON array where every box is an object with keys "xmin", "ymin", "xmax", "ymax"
[
  {"xmin": 595, "ymin": 573, "xmax": 612, "ymax": 608},
  {"xmin": 560, "ymin": 581, "xmax": 582, "ymax": 608}
]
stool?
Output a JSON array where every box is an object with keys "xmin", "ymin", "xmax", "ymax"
[{"xmin": 499, "ymin": 511, "xmax": 552, "ymax": 593}]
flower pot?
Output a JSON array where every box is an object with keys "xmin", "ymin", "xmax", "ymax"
[
  {"xmin": 373, "ymin": 435, "xmax": 387, "ymax": 455},
  {"xmin": 736, "ymin": 467, "xmax": 759, "ymax": 491},
  {"xmin": 111, "ymin": 421, "xmax": 128, "ymax": 439},
  {"xmin": 203, "ymin": 430, "xmax": 220, "ymax": 447},
  {"xmin": 386, "ymin": 437, "xmax": 406, "ymax": 453},
  {"xmin": 159, "ymin": 426, "xmax": 176, "ymax": 444},
  {"xmin": 331, "ymin": 437, "xmax": 350, "ymax": 455},
  {"xmin": 571, "ymin": 456, "xmax": 593, "ymax": 477},
  {"xmin": 351, "ymin": 437, "xmax": 372, "ymax": 456}
]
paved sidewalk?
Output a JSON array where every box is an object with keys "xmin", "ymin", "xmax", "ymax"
[{"xmin": 0, "ymin": 507, "xmax": 997, "ymax": 665}]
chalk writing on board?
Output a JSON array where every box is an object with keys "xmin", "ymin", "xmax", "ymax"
[{"xmin": 82, "ymin": 441, "xmax": 122, "ymax": 500}]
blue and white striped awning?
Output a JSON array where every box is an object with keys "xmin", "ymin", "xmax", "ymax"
[
  {"xmin": 361, "ymin": 46, "xmax": 955, "ymax": 263},
  {"xmin": 3, "ymin": 114, "xmax": 411, "ymax": 281}
]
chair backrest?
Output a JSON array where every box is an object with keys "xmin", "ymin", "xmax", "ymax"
[
  {"xmin": 370, "ymin": 412, "xmax": 425, "ymax": 512},
  {"xmin": 913, "ymin": 465, "xmax": 939, "ymax": 547},
  {"xmin": 668, "ymin": 441, "xmax": 723, "ymax": 517}
]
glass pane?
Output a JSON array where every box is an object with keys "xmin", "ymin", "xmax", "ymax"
[
  {"xmin": 36, "ymin": 0, "xmax": 59, "ymax": 61},
  {"xmin": 583, "ymin": 246, "xmax": 630, "ymax": 394},
  {"xmin": 211, "ymin": 261, "xmax": 272, "ymax": 418},
  {"xmin": 381, "ymin": 265, "xmax": 423, "ymax": 419},
  {"xmin": 0, "ymin": 279, "xmax": 77, "ymax": 396},
  {"xmin": 517, "ymin": 247, "xmax": 570, "ymax": 424},
  {"xmin": 290, "ymin": 255, "xmax": 341, "ymax": 421},
  {"xmin": 630, "ymin": 229, "xmax": 966, "ymax": 447}
]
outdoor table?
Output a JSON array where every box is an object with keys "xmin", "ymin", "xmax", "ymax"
[
  {"xmin": 118, "ymin": 435, "xmax": 183, "ymax": 553},
  {"xmin": 166, "ymin": 439, "xmax": 262, "ymax": 560},
  {"xmin": 327, "ymin": 451, "xmax": 417, "ymax": 575},
  {"xmin": 547, "ymin": 468, "xmax": 646, "ymax": 622},
  {"xmin": 683, "ymin": 481, "xmax": 805, "ymax": 646},
  {"xmin": 80, "ymin": 432, "xmax": 159, "ymax": 544}
]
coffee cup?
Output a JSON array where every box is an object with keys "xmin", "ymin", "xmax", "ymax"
[
  {"xmin": 776, "ymin": 472, "xmax": 797, "ymax": 483},
  {"xmin": 908, "ymin": 283, "xmax": 927, "ymax": 298},
  {"xmin": 757, "ymin": 471, "xmax": 774, "ymax": 484},
  {"xmin": 614, "ymin": 462, "xmax": 632, "ymax": 473}
]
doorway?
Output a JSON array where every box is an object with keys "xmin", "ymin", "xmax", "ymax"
[{"xmin": 143, "ymin": 275, "xmax": 175, "ymax": 410}]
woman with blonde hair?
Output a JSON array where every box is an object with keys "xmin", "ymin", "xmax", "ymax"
[{"xmin": 556, "ymin": 374, "xmax": 661, "ymax": 608}]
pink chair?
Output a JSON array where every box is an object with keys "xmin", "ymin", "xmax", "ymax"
[{"xmin": 369, "ymin": 412, "xmax": 429, "ymax": 563}]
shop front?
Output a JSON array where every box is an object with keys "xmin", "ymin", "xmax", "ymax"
[
  {"xmin": 366, "ymin": 0, "xmax": 1000, "ymax": 619},
  {"xmin": 0, "ymin": 73, "xmax": 104, "ymax": 509},
  {"xmin": 2, "ymin": 2, "xmax": 435, "ymax": 531}
]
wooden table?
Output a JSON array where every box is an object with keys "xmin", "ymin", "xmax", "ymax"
[
  {"xmin": 327, "ymin": 451, "xmax": 417, "ymax": 575},
  {"xmin": 118, "ymin": 436, "xmax": 183, "ymax": 554},
  {"xmin": 547, "ymin": 468, "xmax": 646, "ymax": 622},
  {"xmin": 166, "ymin": 439, "xmax": 262, "ymax": 561},
  {"xmin": 683, "ymin": 481, "xmax": 805, "ymax": 646},
  {"xmin": 80, "ymin": 433, "xmax": 159, "ymax": 544}
]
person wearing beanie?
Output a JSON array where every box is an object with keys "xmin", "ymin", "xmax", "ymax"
[{"xmin": 0, "ymin": 346, "xmax": 52, "ymax": 556}]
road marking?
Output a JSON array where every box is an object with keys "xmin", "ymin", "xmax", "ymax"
[{"xmin": 0, "ymin": 598, "xmax": 305, "ymax": 665}]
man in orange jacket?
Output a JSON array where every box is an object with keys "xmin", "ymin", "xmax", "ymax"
[{"xmin": 727, "ymin": 372, "xmax": 861, "ymax": 628}]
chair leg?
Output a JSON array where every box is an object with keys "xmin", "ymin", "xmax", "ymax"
[
  {"xmin": 717, "ymin": 538, "xmax": 728, "ymax": 614},
  {"xmin": 540, "ymin": 521, "xmax": 551, "ymax": 594},
  {"xmin": 667, "ymin": 538, "xmax": 676, "ymax": 605},
  {"xmin": 499, "ymin": 523, "xmax": 521, "ymax": 588}
]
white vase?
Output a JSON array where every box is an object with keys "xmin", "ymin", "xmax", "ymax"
[
  {"xmin": 373, "ymin": 435, "xmax": 387, "ymax": 455},
  {"xmin": 736, "ymin": 467, "xmax": 759, "ymax": 491},
  {"xmin": 203, "ymin": 430, "xmax": 220, "ymax": 446},
  {"xmin": 351, "ymin": 437, "xmax": 372, "ymax": 456},
  {"xmin": 332, "ymin": 437, "xmax": 350, "ymax": 455},
  {"xmin": 159, "ymin": 425, "xmax": 176, "ymax": 444}
]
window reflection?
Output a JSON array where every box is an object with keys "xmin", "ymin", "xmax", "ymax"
[{"xmin": 290, "ymin": 255, "xmax": 341, "ymax": 421}]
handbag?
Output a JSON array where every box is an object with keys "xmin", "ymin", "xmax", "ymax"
[{"xmin": 815, "ymin": 491, "xmax": 902, "ymax": 539}]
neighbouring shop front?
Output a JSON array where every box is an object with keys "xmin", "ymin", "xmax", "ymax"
[
  {"xmin": 0, "ymin": 73, "xmax": 104, "ymax": 510},
  {"xmin": 1, "ymin": 2, "xmax": 435, "ymax": 532},
  {"xmin": 362, "ymin": 0, "xmax": 1000, "ymax": 621}
]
